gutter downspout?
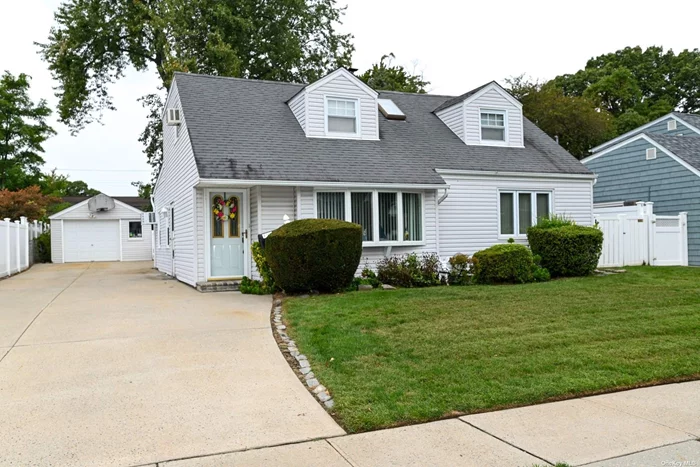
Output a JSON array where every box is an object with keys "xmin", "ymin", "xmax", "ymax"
[{"xmin": 438, "ymin": 188, "xmax": 450, "ymax": 205}]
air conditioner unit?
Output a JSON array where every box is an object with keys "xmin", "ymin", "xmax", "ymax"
[
  {"xmin": 142, "ymin": 211, "xmax": 157, "ymax": 225},
  {"xmin": 166, "ymin": 108, "xmax": 181, "ymax": 126}
]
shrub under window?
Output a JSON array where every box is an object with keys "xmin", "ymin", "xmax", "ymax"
[
  {"xmin": 472, "ymin": 243, "xmax": 534, "ymax": 284},
  {"xmin": 527, "ymin": 219, "xmax": 603, "ymax": 277},
  {"xmin": 265, "ymin": 218, "xmax": 362, "ymax": 293}
]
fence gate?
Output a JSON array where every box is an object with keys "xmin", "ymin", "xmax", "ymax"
[{"xmin": 594, "ymin": 202, "xmax": 688, "ymax": 268}]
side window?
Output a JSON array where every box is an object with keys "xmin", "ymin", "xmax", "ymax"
[
  {"xmin": 128, "ymin": 221, "xmax": 143, "ymax": 239},
  {"xmin": 228, "ymin": 196, "xmax": 240, "ymax": 237}
]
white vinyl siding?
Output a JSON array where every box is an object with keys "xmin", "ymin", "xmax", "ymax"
[
  {"xmin": 438, "ymin": 174, "xmax": 593, "ymax": 257},
  {"xmin": 153, "ymin": 80, "xmax": 200, "ymax": 285},
  {"xmin": 465, "ymin": 88, "xmax": 523, "ymax": 147},
  {"xmin": 288, "ymin": 91, "xmax": 306, "ymax": 132},
  {"xmin": 305, "ymin": 73, "xmax": 378, "ymax": 140},
  {"xmin": 50, "ymin": 220, "xmax": 63, "ymax": 264},
  {"xmin": 121, "ymin": 218, "xmax": 153, "ymax": 261},
  {"xmin": 435, "ymin": 104, "xmax": 465, "ymax": 142}
]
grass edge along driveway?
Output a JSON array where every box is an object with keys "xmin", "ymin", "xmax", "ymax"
[{"xmin": 284, "ymin": 267, "xmax": 700, "ymax": 433}]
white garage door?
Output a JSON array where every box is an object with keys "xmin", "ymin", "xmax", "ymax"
[{"xmin": 63, "ymin": 220, "xmax": 120, "ymax": 262}]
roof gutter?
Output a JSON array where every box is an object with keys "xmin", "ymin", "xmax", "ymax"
[
  {"xmin": 196, "ymin": 178, "xmax": 448, "ymax": 190},
  {"xmin": 434, "ymin": 169, "xmax": 597, "ymax": 180}
]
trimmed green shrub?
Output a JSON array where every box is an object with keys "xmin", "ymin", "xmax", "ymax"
[
  {"xmin": 35, "ymin": 231, "xmax": 51, "ymax": 263},
  {"xmin": 472, "ymin": 243, "xmax": 534, "ymax": 284},
  {"xmin": 533, "ymin": 214, "xmax": 574, "ymax": 230},
  {"xmin": 377, "ymin": 253, "xmax": 442, "ymax": 288},
  {"xmin": 448, "ymin": 253, "xmax": 473, "ymax": 286},
  {"xmin": 531, "ymin": 255, "xmax": 551, "ymax": 282},
  {"xmin": 527, "ymin": 223, "xmax": 603, "ymax": 277},
  {"xmin": 265, "ymin": 219, "xmax": 362, "ymax": 293}
]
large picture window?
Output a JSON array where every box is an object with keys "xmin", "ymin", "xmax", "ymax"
[
  {"xmin": 500, "ymin": 191, "xmax": 551, "ymax": 236},
  {"xmin": 315, "ymin": 190, "xmax": 424, "ymax": 245}
]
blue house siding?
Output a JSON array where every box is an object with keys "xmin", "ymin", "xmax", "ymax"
[
  {"xmin": 643, "ymin": 118, "xmax": 692, "ymax": 136},
  {"xmin": 585, "ymin": 138, "xmax": 700, "ymax": 265}
]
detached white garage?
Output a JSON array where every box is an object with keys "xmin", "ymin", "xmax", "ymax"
[{"xmin": 50, "ymin": 194, "xmax": 153, "ymax": 263}]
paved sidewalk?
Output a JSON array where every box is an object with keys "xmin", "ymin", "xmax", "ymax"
[{"xmin": 163, "ymin": 381, "xmax": 700, "ymax": 467}]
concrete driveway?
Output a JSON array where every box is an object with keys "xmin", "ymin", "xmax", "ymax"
[{"xmin": 0, "ymin": 262, "xmax": 344, "ymax": 466}]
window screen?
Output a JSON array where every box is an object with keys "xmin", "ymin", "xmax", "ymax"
[
  {"xmin": 518, "ymin": 193, "xmax": 532, "ymax": 234},
  {"xmin": 500, "ymin": 193, "xmax": 514, "ymax": 235},
  {"xmin": 327, "ymin": 99, "xmax": 357, "ymax": 134},
  {"xmin": 481, "ymin": 112, "xmax": 506, "ymax": 141}
]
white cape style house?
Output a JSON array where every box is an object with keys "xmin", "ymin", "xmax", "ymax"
[{"xmin": 152, "ymin": 68, "xmax": 595, "ymax": 290}]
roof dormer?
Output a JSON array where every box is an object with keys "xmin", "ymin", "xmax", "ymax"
[
  {"xmin": 434, "ymin": 81, "xmax": 524, "ymax": 148},
  {"xmin": 287, "ymin": 68, "xmax": 379, "ymax": 140}
]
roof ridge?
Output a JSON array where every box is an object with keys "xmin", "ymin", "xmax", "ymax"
[
  {"xmin": 378, "ymin": 90, "xmax": 457, "ymax": 99},
  {"xmin": 174, "ymin": 71, "xmax": 306, "ymax": 87}
]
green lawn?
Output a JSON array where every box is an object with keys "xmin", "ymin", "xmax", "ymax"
[{"xmin": 284, "ymin": 267, "xmax": 700, "ymax": 433}]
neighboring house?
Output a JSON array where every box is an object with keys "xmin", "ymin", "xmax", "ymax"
[
  {"xmin": 582, "ymin": 112, "xmax": 700, "ymax": 266},
  {"xmin": 152, "ymin": 68, "xmax": 595, "ymax": 289},
  {"xmin": 61, "ymin": 196, "xmax": 152, "ymax": 211},
  {"xmin": 50, "ymin": 194, "xmax": 153, "ymax": 263}
]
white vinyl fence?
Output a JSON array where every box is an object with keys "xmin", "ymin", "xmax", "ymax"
[
  {"xmin": 594, "ymin": 202, "xmax": 688, "ymax": 268},
  {"xmin": 0, "ymin": 217, "xmax": 49, "ymax": 279}
]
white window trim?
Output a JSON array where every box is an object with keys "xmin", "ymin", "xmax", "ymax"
[
  {"xmin": 324, "ymin": 95, "xmax": 361, "ymax": 139},
  {"xmin": 498, "ymin": 190, "xmax": 552, "ymax": 238},
  {"xmin": 313, "ymin": 189, "xmax": 426, "ymax": 247},
  {"xmin": 479, "ymin": 108, "xmax": 508, "ymax": 146},
  {"xmin": 127, "ymin": 220, "xmax": 144, "ymax": 241}
]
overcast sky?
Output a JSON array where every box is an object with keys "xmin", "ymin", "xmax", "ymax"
[{"xmin": 2, "ymin": 0, "xmax": 699, "ymax": 195}]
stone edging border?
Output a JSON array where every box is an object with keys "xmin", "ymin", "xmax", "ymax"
[{"xmin": 271, "ymin": 298, "xmax": 335, "ymax": 409}]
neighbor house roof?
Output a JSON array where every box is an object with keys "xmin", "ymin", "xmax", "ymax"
[
  {"xmin": 592, "ymin": 112, "xmax": 700, "ymax": 153},
  {"xmin": 173, "ymin": 73, "xmax": 591, "ymax": 186},
  {"xmin": 647, "ymin": 133, "xmax": 700, "ymax": 172},
  {"xmin": 61, "ymin": 196, "xmax": 150, "ymax": 211}
]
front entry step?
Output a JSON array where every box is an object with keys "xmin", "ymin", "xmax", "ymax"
[{"xmin": 196, "ymin": 280, "xmax": 240, "ymax": 293}]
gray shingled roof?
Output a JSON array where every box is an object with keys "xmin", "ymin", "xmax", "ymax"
[
  {"xmin": 431, "ymin": 81, "xmax": 495, "ymax": 113},
  {"xmin": 647, "ymin": 133, "xmax": 700, "ymax": 171},
  {"xmin": 674, "ymin": 112, "xmax": 700, "ymax": 131},
  {"xmin": 174, "ymin": 72, "xmax": 591, "ymax": 185}
]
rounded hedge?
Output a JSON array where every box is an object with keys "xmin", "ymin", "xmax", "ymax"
[
  {"xmin": 265, "ymin": 218, "xmax": 363, "ymax": 293},
  {"xmin": 527, "ymin": 224, "xmax": 603, "ymax": 277},
  {"xmin": 472, "ymin": 243, "xmax": 534, "ymax": 284}
]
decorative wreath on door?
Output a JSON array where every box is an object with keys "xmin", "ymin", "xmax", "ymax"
[{"xmin": 212, "ymin": 196, "xmax": 238, "ymax": 220}]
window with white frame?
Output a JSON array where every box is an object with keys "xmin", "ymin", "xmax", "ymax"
[
  {"xmin": 500, "ymin": 191, "xmax": 551, "ymax": 236},
  {"xmin": 481, "ymin": 111, "xmax": 506, "ymax": 141},
  {"xmin": 316, "ymin": 190, "xmax": 424, "ymax": 244},
  {"xmin": 327, "ymin": 98, "xmax": 358, "ymax": 134}
]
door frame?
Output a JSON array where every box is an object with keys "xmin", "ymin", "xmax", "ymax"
[{"xmin": 203, "ymin": 188, "xmax": 250, "ymax": 280}]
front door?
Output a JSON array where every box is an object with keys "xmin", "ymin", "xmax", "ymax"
[{"xmin": 210, "ymin": 192, "xmax": 245, "ymax": 278}]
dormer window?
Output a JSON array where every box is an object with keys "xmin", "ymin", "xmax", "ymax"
[
  {"xmin": 326, "ymin": 97, "xmax": 358, "ymax": 135},
  {"xmin": 480, "ymin": 110, "xmax": 506, "ymax": 142}
]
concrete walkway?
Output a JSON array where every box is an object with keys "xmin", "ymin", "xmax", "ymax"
[
  {"xmin": 0, "ymin": 262, "xmax": 344, "ymax": 466},
  {"xmin": 162, "ymin": 381, "xmax": 700, "ymax": 467}
]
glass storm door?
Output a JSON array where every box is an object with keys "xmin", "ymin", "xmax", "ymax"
[{"xmin": 210, "ymin": 192, "xmax": 244, "ymax": 277}]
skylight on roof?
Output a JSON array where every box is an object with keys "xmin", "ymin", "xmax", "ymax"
[{"xmin": 377, "ymin": 99, "xmax": 406, "ymax": 120}]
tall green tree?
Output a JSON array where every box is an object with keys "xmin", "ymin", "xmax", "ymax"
[
  {"xmin": 552, "ymin": 46, "xmax": 700, "ymax": 134},
  {"xmin": 507, "ymin": 75, "xmax": 615, "ymax": 159},
  {"xmin": 40, "ymin": 169, "xmax": 100, "ymax": 197},
  {"xmin": 0, "ymin": 72, "xmax": 56, "ymax": 190},
  {"xmin": 359, "ymin": 53, "xmax": 429, "ymax": 93},
  {"xmin": 39, "ymin": 0, "xmax": 354, "ymax": 179}
]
